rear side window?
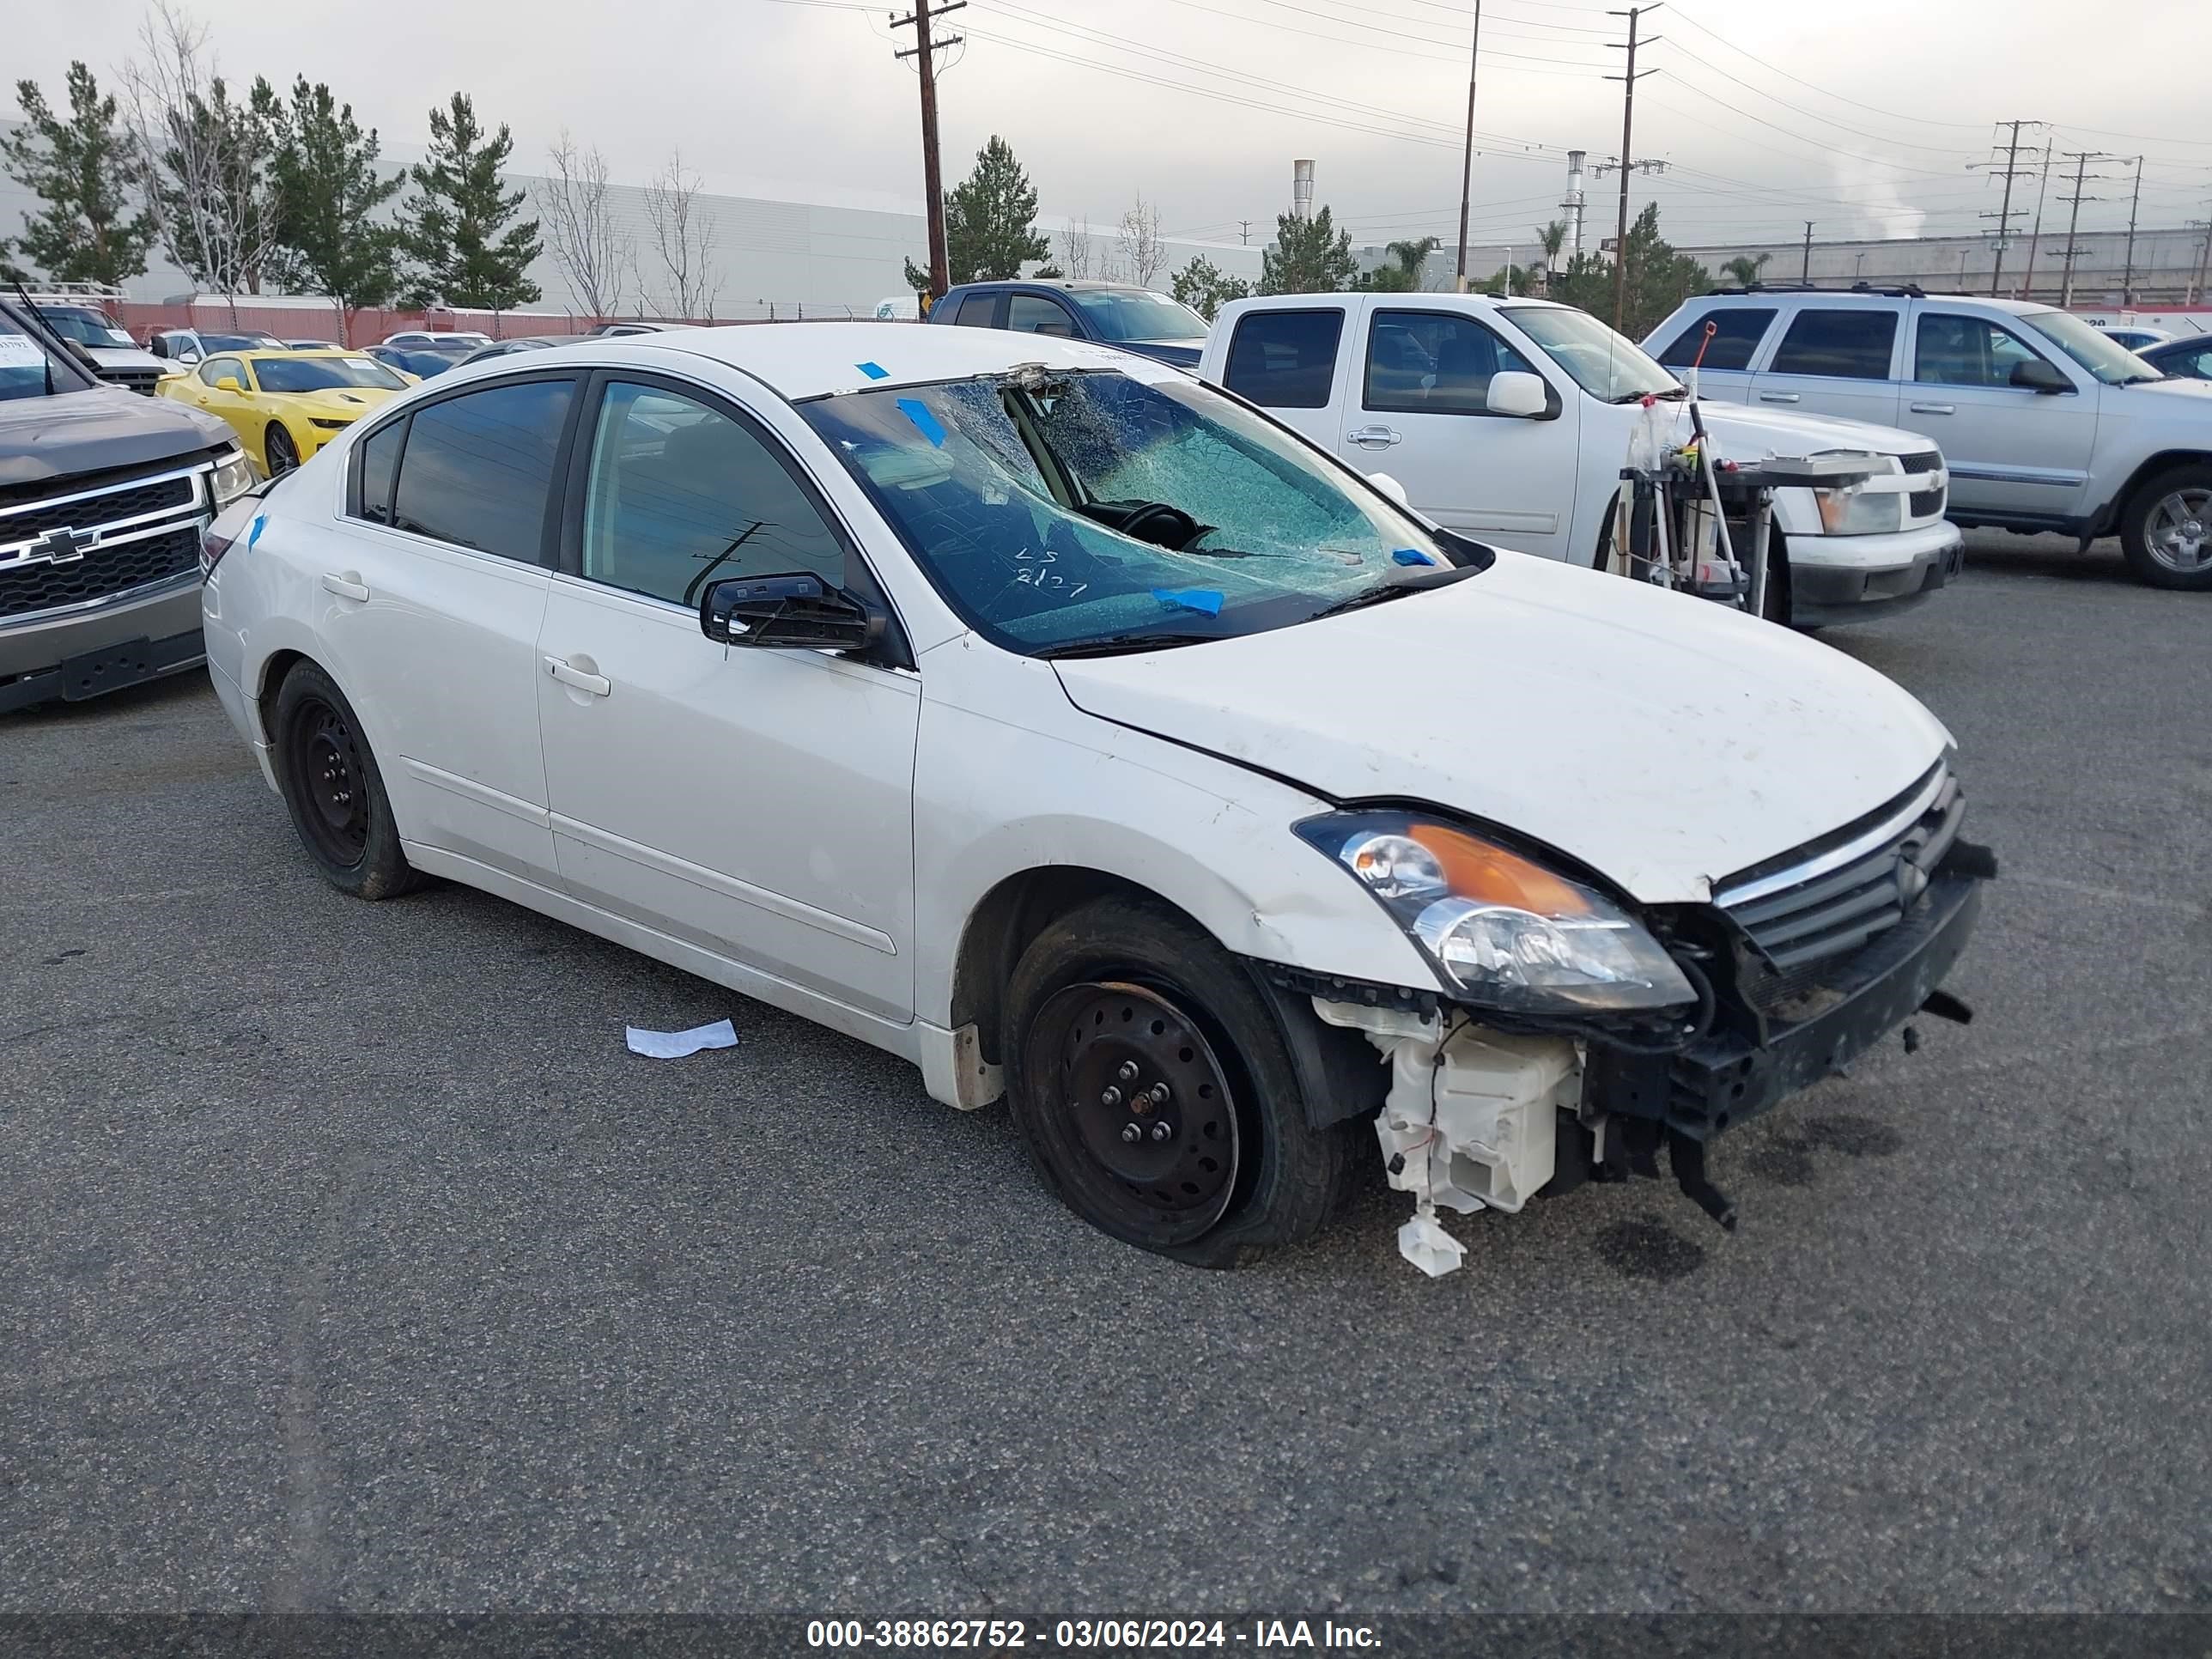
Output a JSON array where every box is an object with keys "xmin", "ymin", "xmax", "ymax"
[
  {"xmin": 1769, "ymin": 309, "xmax": 1899, "ymax": 380},
  {"xmin": 1364, "ymin": 309, "xmax": 1540, "ymax": 415},
  {"xmin": 953, "ymin": 293, "xmax": 1000, "ymax": 328},
  {"xmin": 1656, "ymin": 307, "xmax": 1775, "ymax": 371},
  {"xmin": 391, "ymin": 378, "xmax": 574, "ymax": 562},
  {"xmin": 355, "ymin": 419, "xmax": 404, "ymax": 525},
  {"xmin": 1006, "ymin": 294, "xmax": 1077, "ymax": 337},
  {"xmin": 1223, "ymin": 309, "xmax": 1344, "ymax": 409}
]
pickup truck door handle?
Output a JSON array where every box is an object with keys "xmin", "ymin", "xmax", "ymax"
[
  {"xmin": 544, "ymin": 656, "xmax": 611, "ymax": 697},
  {"xmin": 1908, "ymin": 401, "xmax": 1956, "ymax": 415},
  {"xmin": 1757, "ymin": 392, "xmax": 1801, "ymax": 404},
  {"xmin": 319, "ymin": 572, "xmax": 370, "ymax": 601},
  {"xmin": 1346, "ymin": 424, "xmax": 1402, "ymax": 448}
]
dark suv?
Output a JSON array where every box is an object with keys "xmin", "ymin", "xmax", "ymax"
[
  {"xmin": 2, "ymin": 295, "xmax": 256, "ymax": 713},
  {"xmin": 926, "ymin": 280, "xmax": 1211, "ymax": 368}
]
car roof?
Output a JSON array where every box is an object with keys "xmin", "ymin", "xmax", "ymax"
[
  {"xmin": 530, "ymin": 320, "xmax": 1156, "ymax": 401},
  {"xmin": 1692, "ymin": 289, "xmax": 2052, "ymax": 317}
]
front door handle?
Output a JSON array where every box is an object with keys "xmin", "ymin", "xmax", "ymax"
[
  {"xmin": 1757, "ymin": 392, "xmax": 1801, "ymax": 404},
  {"xmin": 544, "ymin": 656, "xmax": 611, "ymax": 697},
  {"xmin": 320, "ymin": 572, "xmax": 369, "ymax": 601},
  {"xmin": 1908, "ymin": 401, "xmax": 1956, "ymax": 415},
  {"xmin": 1347, "ymin": 424, "xmax": 1402, "ymax": 448}
]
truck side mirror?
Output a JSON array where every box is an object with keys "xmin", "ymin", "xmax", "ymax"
[
  {"xmin": 1486, "ymin": 371, "xmax": 1550, "ymax": 418},
  {"xmin": 2009, "ymin": 358, "xmax": 2069, "ymax": 393}
]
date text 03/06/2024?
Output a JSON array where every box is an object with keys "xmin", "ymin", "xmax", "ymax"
[{"xmin": 805, "ymin": 1619, "xmax": 1383, "ymax": 1650}]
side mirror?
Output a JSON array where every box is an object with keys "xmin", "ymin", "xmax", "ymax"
[
  {"xmin": 1486, "ymin": 370, "xmax": 1549, "ymax": 418},
  {"xmin": 1366, "ymin": 471, "xmax": 1411, "ymax": 507},
  {"xmin": 215, "ymin": 375, "xmax": 244, "ymax": 392},
  {"xmin": 701, "ymin": 572, "xmax": 882, "ymax": 652},
  {"xmin": 2009, "ymin": 358, "xmax": 2069, "ymax": 393}
]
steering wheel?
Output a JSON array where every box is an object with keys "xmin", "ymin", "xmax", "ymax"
[{"xmin": 1118, "ymin": 501, "xmax": 1199, "ymax": 550}]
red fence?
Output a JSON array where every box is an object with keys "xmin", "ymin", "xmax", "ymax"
[{"xmin": 109, "ymin": 300, "xmax": 719, "ymax": 347}]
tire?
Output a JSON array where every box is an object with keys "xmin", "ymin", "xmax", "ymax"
[
  {"xmin": 2119, "ymin": 465, "xmax": 2212, "ymax": 590},
  {"xmin": 1002, "ymin": 895, "xmax": 1356, "ymax": 1267},
  {"xmin": 1757, "ymin": 532, "xmax": 1793, "ymax": 624},
  {"xmin": 264, "ymin": 423, "xmax": 301, "ymax": 476},
  {"xmin": 270, "ymin": 661, "xmax": 423, "ymax": 899}
]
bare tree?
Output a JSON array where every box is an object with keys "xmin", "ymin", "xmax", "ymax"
[
  {"xmin": 117, "ymin": 1, "xmax": 280, "ymax": 320},
  {"xmin": 1116, "ymin": 195, "xmax": 1165, "ymax": 289},
  {"xmin": 1058, "ymin": 216, "xmax": 1093, "ymax": 282},
  {"xmin": 533, "ymin": 132, "xmax": 630, "ymax": 321},
  {"xmin": 641, "ymin": 147, "xmax": 720, "ymax": 321}
]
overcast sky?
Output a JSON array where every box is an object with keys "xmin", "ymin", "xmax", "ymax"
[{"xmin": 16, "ymin": 0, "xmax": 2212, "ymax": 252}]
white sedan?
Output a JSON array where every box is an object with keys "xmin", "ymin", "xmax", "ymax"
[{"xmin": 200, "ymin": 324, "xmax": 1988, "ymax": 1273}]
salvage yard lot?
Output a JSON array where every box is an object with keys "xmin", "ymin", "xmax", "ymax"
[{"xmin": 3, "ymin": 531, "xmax": 2206, "ymax": 1614}]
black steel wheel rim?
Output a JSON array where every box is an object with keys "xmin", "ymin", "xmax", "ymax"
[
  {"xmin": 1030, "ymin": 980, "xmax": 1241, "ymax": 1243},
  {"xmin": 267, "ymin": 428, "xmax": 299, "ymax": 472},
  {"xmin": 294, "ymin": 696, "xmax": 369, "ymax": 863}
]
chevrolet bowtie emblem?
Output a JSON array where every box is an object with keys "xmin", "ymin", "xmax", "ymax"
[{"xmin": 32, "ymin": 526, "xmax": 93, "ymax": 565}]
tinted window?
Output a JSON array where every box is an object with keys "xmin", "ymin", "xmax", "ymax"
[
  {"xmin": 580, "ymin": 382, "xmax": 842, "ymax": 606},
  {"xmin": 391, "ymin": 378, "xmax": 574, "ymax": 561},
  {"xmin": 1769, "ymin": 309, "xmax": 1898, "ymax": 380},
  {"xmin": 2174, "ymin": 347, "xmax": 2212, "ymax": 380},
  {"xmin": 1006, "ymin": 294, "xmax": 1078, "ymax": 337},
  {"xmin": 1066, "ymin": 289, "xmax": 1210, "ymax": 343},
  {"xmin": 200, "ymin": 357, "xmax": 245, "ymax": 387},
  {"xmin": 356, "ymin": 420, "xmax": 404, "ymax": 525},
  {"xmin": 255, "ymin": 356, "xmax": 407, "ymax": 392},
  {"xmin": 953, "ymin": 294, "xmax": 1000, "ymax": 328},
  {"xmin": 1223, "ymin": 309, "xmax": 1343, "ymax": 409},
  {"xmin": 1656, "ymin": 307, "xmax": 1775, "ymax": 370},
  {"xmin": 1913, "ymin": 314, "xmax": 2045, "ymax": 388},
  {"xmin": 1365, "ymin": 310, "xmax": 1540, "ymax": 415}
]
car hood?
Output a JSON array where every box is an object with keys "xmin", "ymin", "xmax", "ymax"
[
  {"xmin": 1051, "ymin": 551, "xmax": 1953, "ymax": 904},
  {"xmin": 1115, "ymin": 340, "xmax": 1205, "ymax": 368},
  {"xmin": 281, "ymin": 385, "xmax": 403, "ymax": 414},
  {"xmin": 0, "ymin": 387, "xmax": 231, "ymax": 486},
  {"xmin": 2113, "ymin": 374, "xmax": 2212, "ymax": 404},
  {"xmin": 1690, "ymin": 398, "xmax": 1938, "ymax": 459},
  {"xmin": 84, "ymin": 343, "xmax": 168, "ymax": 372}
]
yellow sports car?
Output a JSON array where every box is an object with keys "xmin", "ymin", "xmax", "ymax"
[{"xmin": 158, "ymin": 349, "xmax": 410, "ymax": 477}]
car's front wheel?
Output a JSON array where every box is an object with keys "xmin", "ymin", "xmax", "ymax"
[
  {"xmin": 1003, "ymin": 895, "xmax": 1355, "ymax": 1267},
  {"xmin": 270, "ymin": 661, "xmax": 423, "ymax": 899},
  {"xmin": 2120, "ymin": 465, "xmax": 2212, "ymax": 590},
  {"xmin": 264, "ymin": 423, "xmax": 301, "ymax": 476}
]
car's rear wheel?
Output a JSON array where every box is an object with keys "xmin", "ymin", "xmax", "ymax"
[
  {"xmin": 264, "ymin": 423, "xmax": 300, "ymax": 476},
  {"xmin": 270, "ymin": 662, "xmax": 423, "ymax": 899},
  {"xmin": 2120, "ymin": 465, "xmax": 2212, "ymax": 590},
  {"xmin": 1003, "ymin": 895, "xmax": 1355, "ymax": 1267}
]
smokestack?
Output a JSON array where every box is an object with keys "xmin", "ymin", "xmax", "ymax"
[
  {"xmin": 1565, "ymin": 149, "xmax": 1587, "ymax": 258},
  {"xmin": 1292, "ymin": 159, "xmax": 1316, "ymax": 222}
]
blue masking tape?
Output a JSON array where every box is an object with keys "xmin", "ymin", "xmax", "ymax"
[
  {"xmin": 1392, "ymin": 547, "xmax": 1436, "ymax": 566},
  {"xmin": 246, "ymin": 514, "xmax": 266, "ymax": 548},
  {"xmin": 896, "ymin": 398, "xmax": 946, "ymax": 446},
  {"xmin": 1151, "ymin": 587, "xmax": 1224, "ymax": 616},
  {"xmin": 856, "ymin": 361, "xmax": 889, "ymax": 380}
]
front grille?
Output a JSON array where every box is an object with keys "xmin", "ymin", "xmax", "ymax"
[
  {"xmin": 1717, "ymin": 768, "xmax": 1965, "ymax": 988},
  {"xmin": 1, "ymin": 476, "xmax": 195, "ymax": 546},
  {"xmin": 1898, "ymin": 451, "xmax": 1942, "ymax": 476},
  {"xmin": 1909, "ymin": 485, "xmax": 1946, "ymax": 518},
  {"xmin": 101, "ymin": 367, "xmax": 162, "ymax": 396},
  {"xmin": 0, "ymin": 525, "xmax": 201, "ymax": 618}
]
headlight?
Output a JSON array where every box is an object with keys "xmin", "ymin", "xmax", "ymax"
[
  {"xmin": 1296, "ymin": 811, "xmax": 1695, "ymax": 1014},
  {"xmin": 210, "ymin": 449, "xmax": 256, "ymax": 506},
  {"xmin": 1814, "ymin": 483, "xmax": 1902, "ymax": 535}
]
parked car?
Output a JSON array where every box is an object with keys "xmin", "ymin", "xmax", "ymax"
[
  {"xmin": 586, "ymin": 321, "xmax": 686, "ymax": 337},
  {"xmin": 458, "ymin": 336, "xmax": 567, "ymax": 365},
  {"xmin": 146, "ymin": 328, "xmax": 207, "ymax": 365},
  {"xmin": 1, "ymin": 292, "xmax": 255, "ymax": 713},
  {"xmin": 365, "ymin": 343, "xmax": 471, "ymax": 380},
  {"xmin": 1206, "ymin": 292, "xmax": 1962, "ymax": 626},
  {"xmin": 198, "ymin": 322, "xmax": 1987, "ymax": 1267},
  {"xmin": 930, "ymin": 280, "xmax": 1212, "ymax": 368},
  {"xmin": 380, "ymin": 330, "xmax": 492, "ymax": 350},
  {"xmin": 2136, "ymin": 334, "xmax": 2212, "ymax": 382},
  {"xmin": 284, "ymin": 337, "xmax": 340, "ymax": 352},
  {"xmin": 158, "ymin": 349, "xmax": 410, "ymax": 477},
  {"xmin": 2099, "ymin": 325, "xmax": 2171, "ymax": 352},
  {"xmin": 26, "ymin": 297, "xmax": 169, "ymax": 394},
  {"xmin": 1647, "ymin": 287, "xmax": 2212, "ymax": 589}
]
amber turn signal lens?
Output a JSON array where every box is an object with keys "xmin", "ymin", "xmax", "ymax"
[{"xmin": 1408, "ymin": 823, "xmax": 1594, "ymax": 917}]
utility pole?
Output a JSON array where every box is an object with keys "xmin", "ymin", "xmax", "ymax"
[
  {"xmin": 1604, "ymin": 3, "xmax": 1662, "ymax": 331},
  {"xmin": 891, "ymin": 0, "xmax": 966, "ymax": 303},
  {"xmin": 1453, "ymin": 0, "xmax": 1484, "ymax": 285},
  {"xmin": 2056, "ymin": 149, "xmax": 2112, "ymax": 308},
  {"xmin": 2121, "ymin": 155, "xmax": 2144, "ymax": 305},
  {"xmin": 1972, "ymin": 118, "xmax": 2045, "ymax": 298},
  {"xmin": 1237, "ymin": 219, "xmax": 1252, "ymax": 246},
  {"xmin": 2189, "ymin": 220, "xmax": 2211, "ymax": 307},
  {"xmin": 1801, "ymin": 221, "xmax": 1814, "ymax": 282},
  {"xmin": 2021, "ymin": 134, "xmax": 2053, "ymax": 301}
]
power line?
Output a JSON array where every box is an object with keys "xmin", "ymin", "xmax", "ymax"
[{"xmin": 1971, "ymin": 120, "xmax": 2046, "ymax": 296}]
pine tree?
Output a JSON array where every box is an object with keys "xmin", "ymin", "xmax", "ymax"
[
  {"xmin": 2, "ymin": 64, "xmax": 157, "ymax": 285},
  {"xmin": 264, "ymin": 78, "xmax": 404, "ymax": 343},
  {"xmin": 1549, "ymin": 204, "xmax": 1709, "ymax": 337},
  {"xmin": 1170, "ymin": 255, "xmax": 1249, "ymax": 319},
  {"xmin": 1258, "ymin": 204, "xmax": 1358, "ymax": 296},
  {"xmin": 401, "ymin": 93, "xmax": 542, "ymax": 312},
  {"xmin": 903, "ymin": 135, "xmax": 1050, "ymax": 290}
]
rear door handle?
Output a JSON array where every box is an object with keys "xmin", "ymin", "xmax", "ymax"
[
  {"xmin": 1909, "ymin": 402, "xmax": 1955, "ymax": 415},
  {"xmin": 544, "ymin": 656, "xmax": 611, "ymax": 697},
  {"xmin": 1346, "ymin": 424, "xmax": 1402, "ymax": 448},
  {"xmin": 1757, "ymin": 392, "xmax": 1801, "ymax": 404},
  {"xmin": 320, "ymin": 572, "xmax": 369, "ymax": 601}
]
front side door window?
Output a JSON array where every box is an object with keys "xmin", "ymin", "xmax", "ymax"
[
  {"xmin": 1364, "ymin": 309, "xmax": 1542, "ymax": 416},
  {"xmin": 1912, "ymin": 314, "xmax": 2047, "ymax": 387}
]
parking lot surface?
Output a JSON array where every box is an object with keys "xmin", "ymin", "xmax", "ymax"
[{"xmin": 3, "ymin": 532, "xmax": 2206, "ymax": 1618}]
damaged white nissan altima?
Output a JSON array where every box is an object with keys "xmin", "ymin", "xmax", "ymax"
[{"xmin": 200, "ymin": 323, "xmax": 1990, "ymax": 1273}]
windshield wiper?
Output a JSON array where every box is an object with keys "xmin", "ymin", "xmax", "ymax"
[
  {"xmin": 1305, "ymin": 563, "xmax": 1480, "ymax": 623},
  {"xmin": 1035, "ymin": 630, "xmax": 1223, "ymax": 659}
]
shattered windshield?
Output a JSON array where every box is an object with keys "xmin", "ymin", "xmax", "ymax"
[{"xmin": 802, "ymin": 368, "xmax": 1472, "ymax": 654}]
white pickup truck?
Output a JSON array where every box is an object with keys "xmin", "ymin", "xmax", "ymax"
[{"xmin": 1200, "ymin": 291, "xmax": 1966, "ymax": 626}]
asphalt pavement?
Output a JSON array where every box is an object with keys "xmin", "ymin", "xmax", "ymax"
[{"xmin": 3, "ymin": 532, "xmax": 2207, "ymax": 1629}]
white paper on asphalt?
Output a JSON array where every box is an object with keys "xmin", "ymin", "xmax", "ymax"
[{"xmin": 624, "ymin": 1018, "xmax": 738, "ymax": 1059}]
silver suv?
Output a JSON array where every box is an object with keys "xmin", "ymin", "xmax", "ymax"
[{"xmin": 1646, "ymin": 287, "xmax": 2212, "ymax": 590}]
